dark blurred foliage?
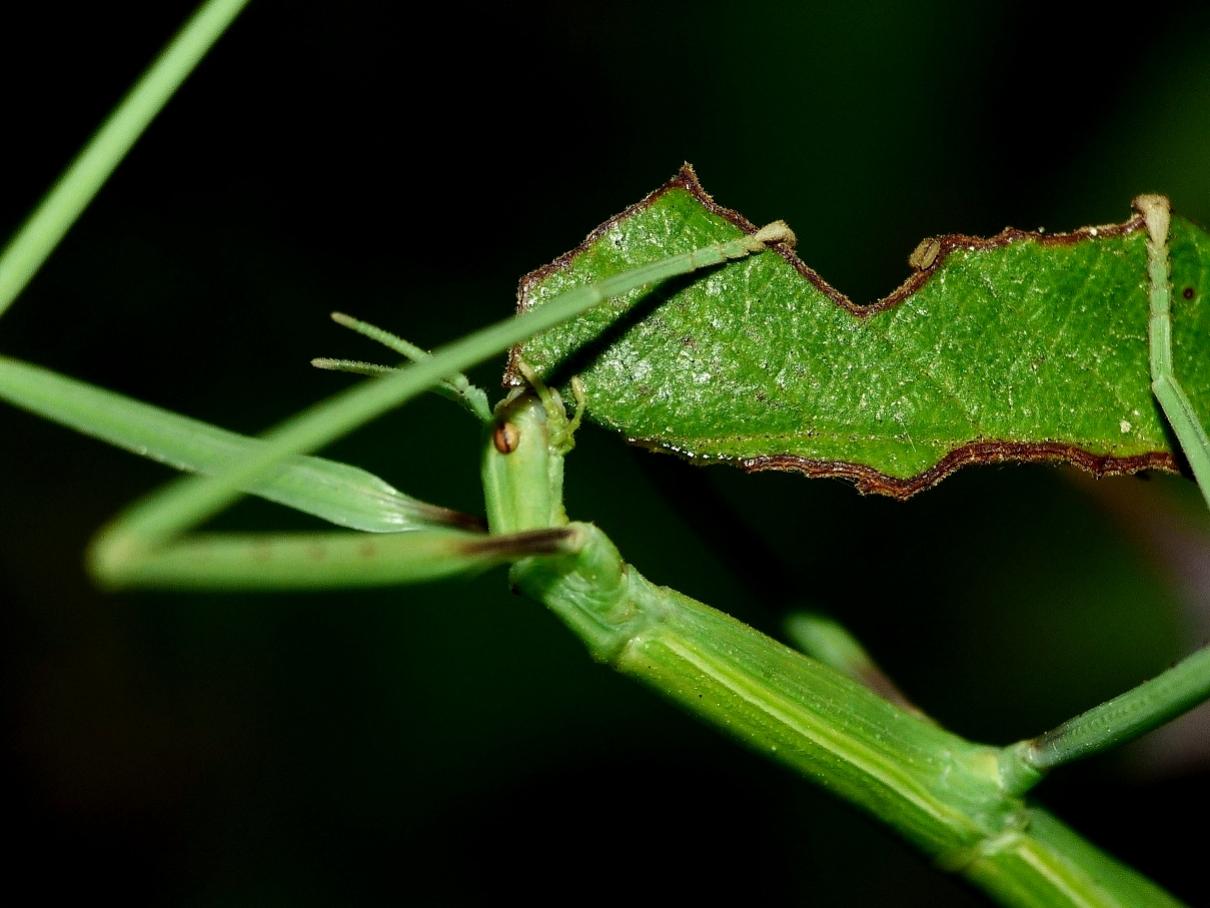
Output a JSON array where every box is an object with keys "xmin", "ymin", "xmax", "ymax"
[{"xmin": 3, "ymin": 2, "xmax": 1210, "ymax": 904}]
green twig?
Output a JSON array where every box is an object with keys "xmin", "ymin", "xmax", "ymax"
[
  {"xmin": 0, "ymin": 0, "xmax": 251, "ymax": 317},
  {"xmin": 1003, "ymin": 643, "xmax": 1210, "ymax": 793}
]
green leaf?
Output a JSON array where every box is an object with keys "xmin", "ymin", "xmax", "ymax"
[{"xmin": 512, "ymin": 165, "xmax": 1210, "ymax": 497}]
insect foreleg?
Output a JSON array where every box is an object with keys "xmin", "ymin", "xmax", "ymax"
[
  {"xmin": 91, "ymin": 525, "xmax": 578, "ymax": 591},
  {"xmin": 1140, "ymin": 194, "xmax": 1210, "ymax": 508}
]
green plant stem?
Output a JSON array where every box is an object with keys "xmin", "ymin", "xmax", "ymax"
[
  {"xmin": 0, "ymin": 0, "xmax": 251, "ymax": 317},
  {"xmin": 1004, "ymin": 643, "xmax": 1210, "ymax": 789}
]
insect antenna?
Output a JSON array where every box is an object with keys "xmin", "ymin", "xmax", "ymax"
[
  {"xmin": 310, "ymin": 358, "xmax": 396, "ymax": 377},
  {"xmin": 315, "ymin": 312, "xmax": 492, "ymax": 422}
]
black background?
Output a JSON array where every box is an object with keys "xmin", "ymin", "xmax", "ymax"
[{"xmin": 4, "ymin": 2, "xmax": 1210, "ymax": 904}]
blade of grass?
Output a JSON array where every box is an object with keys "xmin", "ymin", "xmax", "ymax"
[{"xmin": 0, "ymin": 0, "xmax": 251, "ymax": 317}]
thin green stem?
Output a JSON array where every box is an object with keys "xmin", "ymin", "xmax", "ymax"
[
  {"xmin": 0, "ymin": 0, "xmax": 250, "ymax": 317},
  {"xmin": 1005, "ymin": 643, "xmax": 1210, "ymax": 787}
]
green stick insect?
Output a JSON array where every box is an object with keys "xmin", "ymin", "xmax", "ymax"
[{"xmin": 3, "ymin": 2, "xmax": 1210, "ymax": 905}]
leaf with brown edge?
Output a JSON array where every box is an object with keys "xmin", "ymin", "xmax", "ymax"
[{"xmin": 509, "ymin": 165, "xmax": 1210, "ymax": 498}]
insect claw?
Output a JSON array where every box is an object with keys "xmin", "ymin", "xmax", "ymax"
[
  {"xmin": 1134, "ymin": 194, "xmax": 1171, "ymax": 246},
  {"xmin": 566, "ymin": 376, "xmax": 588, "ymax": 438},
  {"xmin": 750, "ymin": 219, "xmax": 797, "ymax": 250}
]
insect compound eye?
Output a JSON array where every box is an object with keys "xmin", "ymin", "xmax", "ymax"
[
  {"xmin": 493, "ymin": 421, "xmax": 521, "ymax": 454},
  {"xmin": 1183, "ymin": 286, "xmax": 1196, "ymax": 300}
]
